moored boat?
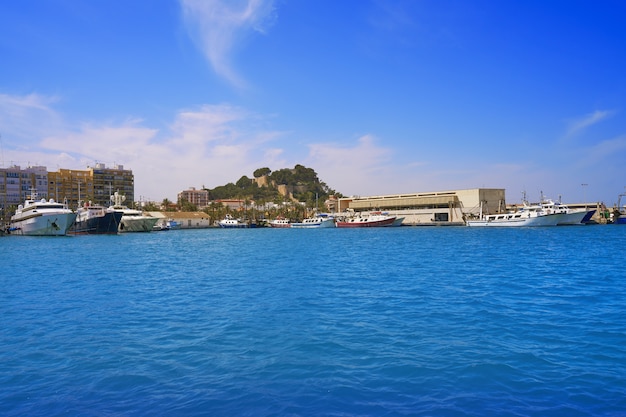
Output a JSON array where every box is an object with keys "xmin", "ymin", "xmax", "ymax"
[
  {"xmin": 167, "ymin": 219, "xmax": 182, "ymax": 230},
  {"xmin": 466, "ymin": 199, "xmax": 565, "ymax": 227},
  {"xmin": 335, "ymin": 211, "xmax": 396, "ymax": 228},
  {"xmin": 70, "ymin": 202, "xmax": 122, "ymax": 234},
  {"xmin": 542, "ymin": 199, "xmax": 596, "ymax": 226},
  {"xmin": 153, "ymin": 220, "xmax": 171, "ymax": 231},
  {"xmin": 291, "ymin": 214, "xmax": 335, "ymax": 228},
  {"xmin": 269, "ymin": 218, "xmax": 291, "ymax": 228},
  {"xmin": 614, "ymin": 192, "xmax": 626, "ymax": 224},
  {"xmin": 8, "ymin": 192, "xmax": 76, "ymax": 236},
  {"xmin": 218, "ymin": 215, "xmax": 249, "ymax": 228},
  {"xmin": 110, "ymin": 192, "xmax": 158, "ymax": 232},
  {"xmin": 392, "ymin": 217, "xmax": 405, "ymax": 226}
]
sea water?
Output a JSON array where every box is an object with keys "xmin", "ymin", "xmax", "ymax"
[{"xmin": 1, "ymin": 226, "xmax": 625, "ymax": 416}]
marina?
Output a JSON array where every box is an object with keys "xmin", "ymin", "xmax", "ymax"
[{"xmin": 2, "ymin": 2, "xmax": 624, "ymax": 414}]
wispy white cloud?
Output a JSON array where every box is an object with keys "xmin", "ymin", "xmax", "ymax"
[
  {"xmin": 40, "ymin": 119, "xmax": 159, "ymax": 165},
  {"xmin": 2, "ymin": 95, "xmax": 290, "ymax": 200},
  {"xmin": 368, "ymin": 1, "xmax": 415, "ymax": 33},
  {"xmin": 170, "ymin": 104, "xmax": 250, "ymax": 149},
  {"xmin": 305, "ymin": 134, "xmax": 396, "ymax": 196},
  {"xmin": 180, "ymin": 0, "xmax": 276, "ymax": 88},
  {"xmin": 565, "ymin": 110, "xmax": 616, "ymax": 137},
  {"xmin": 0, "ymin": 93, "xmax": 64, "ymax": 144},
  {"xmin": 583, "ymin": 134, "xmax": 626, "ymax": 165}
]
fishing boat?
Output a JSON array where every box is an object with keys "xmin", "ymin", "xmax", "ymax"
[
  {"xmin": 614, "ymin": 193, "xmax": 626, "ymax": 224},
  {"xmin": 110, "ymin": 191, "xmax": 158, "ymax": 232},
  {"xmin": 218, "ymin": 215, "xmax": 249, "ymax": 228},
  {"xmin": 8, "ymin": 191, "xmax": 76, "ymax": 236},
  {"xmin": 335, "ymin": 211, "xmax": 396, "ymax": 228},
  {"xmin": 466, "ymin": 199, "xmax": 565, "ymax": 227},
  {"xmin": 269, "ymin": 217, "xmax": 291, "ymax": 228},
  {"xmin": 70, "ymin": 202, "xmax": 122, "ymax": 234},
  {"xmin": 291, "ymin": 214, "xmax": 335, "ymax": 228},
  {"xmin": 541, "ymin": 199, "xmax": 596, "ymax": 226}
]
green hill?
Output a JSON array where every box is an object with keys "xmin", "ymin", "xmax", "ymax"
[{"xmin": 205, "ymin": 164, "xmax": 343, "ymax": 206}]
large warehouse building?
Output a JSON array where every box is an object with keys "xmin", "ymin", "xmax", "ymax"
[{"xmin": 337, "ymin": 188, "xmax": 506, "ymax": 226}]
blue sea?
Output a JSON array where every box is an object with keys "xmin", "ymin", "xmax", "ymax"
[{"xmin": 1, "ymin": 226, "xmax": 625, "ymax": 416}]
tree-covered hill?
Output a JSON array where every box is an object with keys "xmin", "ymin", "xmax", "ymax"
[{"xmin": 205, "ymin": 164, "xmax": 343, "ymax": 206}]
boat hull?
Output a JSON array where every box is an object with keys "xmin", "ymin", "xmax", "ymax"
[
  {"xmin": 9, "ymin": 213, "xmax": 76, "ymax": 236},
  {"xmin": 557, "ymin": 209, "xmax": 596, "ymax": 226},
  {"xmin": 615, "ymin": 216, "xmax": 626, "ymax": 225},
  {"xmin": 218, "ymin": 222, "xmax": 249, "ymax": 228},
  {"xmin": 467, "ymin": 213, "xmax": 565, "ymax": 227},
  {"xmin": 269, "ymin": 221, "xmax": 291, "ymax": 228},
  {"xmin": 336, "ymin": 217, "xmax": 396, "ymax": 228},
  {"xmin": 291, "ymin": 219, "xmax": 335, "ymax": 228},
  {"xmin": 70, "ymin": 211, "xmax": 123, "ymax": 234}
]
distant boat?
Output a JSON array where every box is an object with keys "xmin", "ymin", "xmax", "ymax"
[
  {"xmin": 152, "ymin": 218, "xmax": 183, "ymax": 231},
  {"xmin": 392, "ymin": 217, "xmax": 405, "ymax": 226},
  {"xmin": 335, "ymin": 211, "xmax": 396, "ymax": 228},
  {"xmin": 291, "ymin": 214, "xmax": 335, "ymax": 228},
  {"xmin": 110, "ymin": 191, "xmax": 158, "ymax": 232},
  {"xmin": 218, "ymin": 215, "xmax": 249, "ymax": 228},
  {"xmin": 614, "ymin": 192, "xmax": 626, "ymax": 224},
  {"xmin": 152, "ymin": 220, "xmax": 171, "ymax": 231},
  {"xmin": 167, "ymin": 219, "xmax": 182, "ymax": 230},
  {"xmin": 269, "ymin": 217, "xmax": 291, "ymax": 228},
  {"xmin": 467, "ymin": 199, "xmax": 564, "ymax": 227},
  {"xmin": 8, "ymin": 192, "xmax": 76, "ymax": 236},
  {"xmin": 70, "ymin": 202, "xmax": 122, "ymax": 234}
]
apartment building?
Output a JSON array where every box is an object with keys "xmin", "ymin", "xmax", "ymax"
[
  {"xmin": 178, "ymin": 187, "xmax": 209, "ymax": 208},
  {"xmin": 0, "ymin": 165, "xmax": 49, "ymax": 214},
  {"xmin": 47, "ymin": 163, "xmax": 135, "ymax": 209}
]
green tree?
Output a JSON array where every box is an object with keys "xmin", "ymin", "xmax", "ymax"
[
  {"xmin": 253, "ymin": 167, "xmax": 271, "ymax": 178},
  {"xmin": 179, "ymin": 197, "xmax": 198, "ymax": 212}
]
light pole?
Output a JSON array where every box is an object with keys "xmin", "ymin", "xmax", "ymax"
[{"xmin": 581, "ymin": 183, "xmax": 588, "ymax": 209}]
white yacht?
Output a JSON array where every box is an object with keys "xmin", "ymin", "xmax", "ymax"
[
  {"xmin": 110, "ymin": 192, "xmax": 158, "ymax": 232},
  {"xmin": 8, "ymin": 192, "xmax": 76, "ymax": 236},
  {"xmin": 542, "ymin": 199, "xmax": 596, "ymax": 226},
  {"xmin": 291, "ymin": 214, "xmax": 335, "ymax": 228},
  {"xmin": 466, "ymin": 199, "xmax": 565, "ymax": 227}
]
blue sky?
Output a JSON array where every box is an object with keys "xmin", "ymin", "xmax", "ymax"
[{"xmin": 1, "ymin": 0, "xmax": 625, "ymax": 205}]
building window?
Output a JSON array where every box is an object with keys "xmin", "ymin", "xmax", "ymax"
[{"xmin": 434, "ymin": 213, "xmax": 449, "ymax": 222}]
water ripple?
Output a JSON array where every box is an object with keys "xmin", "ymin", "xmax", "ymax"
[{"xmin": 1, "ymin": 227, "xmax": 625, "ymax": 416}]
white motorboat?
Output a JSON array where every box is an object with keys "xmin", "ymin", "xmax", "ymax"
[
  {"xmin": 218, "ymin": 215, "xmax": 249, "ymax": 228},
  {"xmin": 335, "ymin": 211, "xmax": 397, "ymax": 228},
  {"xmin": 8, "ymin": 192, "xmax": 76, "ymax": 236},
  {"xmin": 466, "ymin": 199, "xmax": 565, "ymax": 227},
  {"xmin": 269, "ymin": 218, "xmax": 291, "ymax": 228},
  {"xmin": 291, "ymin": 214, "xmax": 335, "ymax": 228},
  {"xmin": 110, "ymin": 192, "xmax": 158, "ymax": 232},
  {"xmin": 542, "ymin": 199, "xmax": 596, "ymax": 226}
]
